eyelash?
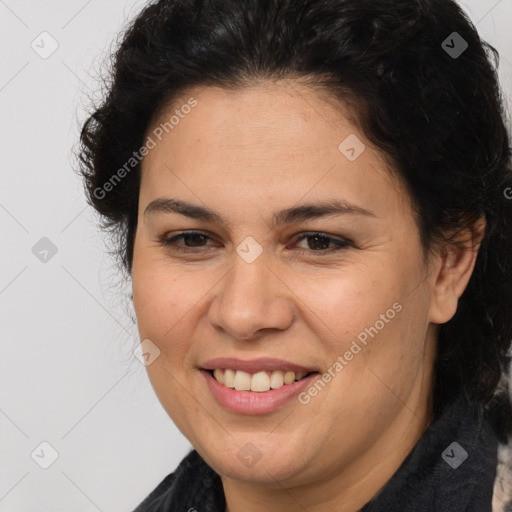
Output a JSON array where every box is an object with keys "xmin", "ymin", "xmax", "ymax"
[{"xmin": 159, "ymin": 230, "xmax": 352, "ymax": 255}]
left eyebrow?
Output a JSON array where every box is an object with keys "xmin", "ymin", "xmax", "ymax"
[
  {"xmin": 143, "ymin": 197, "xmax": 376, "ymax": 228},
  {"xmin": 272, "ymin": 200, "xmax": 376, "ymax": 226}
]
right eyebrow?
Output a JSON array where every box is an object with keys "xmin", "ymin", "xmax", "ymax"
[{"xmin": 144, "ymin": 197, "xmax": 377, "ymax": 229}]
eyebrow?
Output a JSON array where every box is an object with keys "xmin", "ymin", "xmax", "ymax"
[{"xmin": 144, "ymin": 197, "xmax": 376, "ymax": 227}]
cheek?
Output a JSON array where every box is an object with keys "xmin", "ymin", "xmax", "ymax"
[
  {"xmin": 131, "ymin": 255, "xmax": 194, "ymax": 349},
  {"xmin": 305, "ymin": 261, "xmax": 428, "ymax": 389},
  {"xmin": 297, "ymin": 266, "xmax": 403, "ymax": 344},
  {"xmin": 131, "ymin": 262, "xmax": 202, "ymax": 422}
]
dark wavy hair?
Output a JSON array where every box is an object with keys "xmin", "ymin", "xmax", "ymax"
[{"xmin": 77, "ymin": 0, "xmax": 512, "ymax": 440}]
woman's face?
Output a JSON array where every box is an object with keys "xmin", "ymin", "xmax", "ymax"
[{"xmin": 131, "ymin": 82, "xmax": 443, "ymax": 494}]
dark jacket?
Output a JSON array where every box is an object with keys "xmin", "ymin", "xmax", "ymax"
[{"xmin": 132, "ymin": 391, "xmax": 512, "ymax": 511}]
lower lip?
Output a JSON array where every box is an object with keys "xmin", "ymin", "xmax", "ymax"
[{"xmin": 201, "ymin": 369, "xmax": 318, "ymax": 415}]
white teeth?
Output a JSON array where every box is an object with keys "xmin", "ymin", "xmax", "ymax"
[
  {"xmin": 211, "ymin": 368, "xmax": 311, "ymax": 391},
  {"xmin": 213, "ymin": 368, "xmax": 224, "ymax": 384},
  {"xmin": 234, "ymin": 370, "xmax": 251, "ymax": 391},
  {"xmin": 269, "ymin": 370, "xmax": 284, "ymax": 389},
  {"xmin": 283, "ymin": 371, "xmax": 295, "ymax": 385},
  {"xmin": 224, "ymin": 369, "xmax": 236, "ymax": 388},
  {"xmin": 251, "ymin": 371, "xmax": 270, "ymax": 392}
]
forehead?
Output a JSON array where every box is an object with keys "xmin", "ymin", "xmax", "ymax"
[
  {"xmin": 145, "ymin": 82, "xmax": 360, "ymax": 161},
  {"xmin": 140, "ymin": 82, "xmax": 412, "ymax": 219}
]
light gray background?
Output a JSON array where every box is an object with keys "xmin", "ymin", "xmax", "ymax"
[{"xmin": 1, "ymin": 1, "xmax": 511, "ymax": 510}]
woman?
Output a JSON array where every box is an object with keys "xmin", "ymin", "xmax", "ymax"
[{"xmin": 77, "ymin": 0, "xmax": 512, "ymax": 510}]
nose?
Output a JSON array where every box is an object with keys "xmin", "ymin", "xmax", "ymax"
[{"xmin": 207, "ymin": 251, "xmax": 294, "ymax": 341}]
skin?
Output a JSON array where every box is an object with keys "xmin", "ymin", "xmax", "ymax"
[{"xmin": 131, "ymin": 81, "xmax": 484, "ymax": 512}]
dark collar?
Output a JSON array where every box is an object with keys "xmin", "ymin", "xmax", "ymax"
[
  {"xmin": 133, "ymin": 392, "xmax": 498, "ymax": 512},
  {"xmin": 360, "ymin": 392, "xmax": 498, "ymax": 512}
]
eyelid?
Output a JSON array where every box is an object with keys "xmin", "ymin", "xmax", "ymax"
[
  {"xmin": 290, "ymin": 233, "xmax": 353, "ymax": 254},
  {"xmin": 292, "ymin": 231, "xmax": 352, "ymax": 245},
  {"xmin": 159, "ymin": 230, "xmax": 353, "ymax": 254},
  {"xmin": 160, "ymin": 230, "xmax": 218, "ymax": 250}
]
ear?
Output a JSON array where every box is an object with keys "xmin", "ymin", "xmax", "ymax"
[{"xmin": 428, "ymin": 215, "xmax": 486, "ymax": 325}]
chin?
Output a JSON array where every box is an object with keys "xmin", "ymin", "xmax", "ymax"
[{"xmin": 200, "ymin": 438, "xmax": 310, "ymax": 484}]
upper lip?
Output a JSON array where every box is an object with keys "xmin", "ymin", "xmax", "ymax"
[{"xmin": 201, "ymin": 357, "xmax": 318, "ymax": 374}]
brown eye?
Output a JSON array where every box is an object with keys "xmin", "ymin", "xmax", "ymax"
[
  {"xmin": 291, "ymin": 232, "xmax": 352, "ymax": 254},
  {"xmin": 159, "ymin": 230, "xmax": 352, "ymax": 256},
  {"xmin": 160, "ymin": 231, "xmax": 216, "ymax": 252}
]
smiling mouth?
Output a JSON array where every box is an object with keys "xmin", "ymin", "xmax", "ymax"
[{"xmin": 207, "ymin": 368, "xmax": 318, "ymax": 392}]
